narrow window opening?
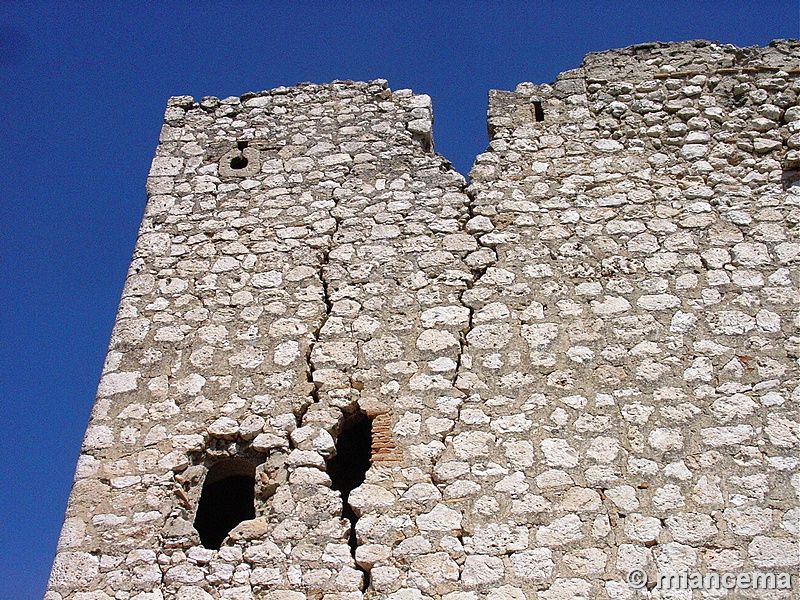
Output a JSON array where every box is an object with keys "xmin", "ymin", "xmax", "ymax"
[
  {"xmin": 532, "ymin": 101, "xmax": 545, "ymax": 122},
  {"xmin": 229, "ymin": 154, "xmax": 249, "ymax": 170},
  {"xmin": 193, "ymin": 460, "xmax": 256, "ymax": 550},
  {"xmin": 327, "ymin": 410, "xmax": 373, "ymax": 554},
  {"xmin": 782, "ymin": 167, "xmax": 800, "ymax": 191},
  {"xmin": 237, "ymin": 140, "xmax": 249, "ymax": 151}
]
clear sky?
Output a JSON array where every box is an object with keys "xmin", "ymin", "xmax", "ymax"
[{"xmin": 1, "ymin": 1, "xmax": 797, "ymax": 597}]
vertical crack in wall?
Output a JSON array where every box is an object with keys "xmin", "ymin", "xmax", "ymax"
[
  {"xmin": 305, "ymin": 248, "xmax": 333, "ymax": 408},
  {"xmin": 293, "ymin": 178, "xmax": 371, "ymax": 591},
  {"xmin": 452, "ymin": 183, "xmax": 498, "ymax": 391},
  {"xmin": 302, "ymin": 189, "xmax": 341, "ymax": 418},
  {"xmin": 452, "ymin": 294, "xmax": 474, "ymax": 390}
]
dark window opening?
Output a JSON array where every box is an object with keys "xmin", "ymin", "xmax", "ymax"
[
  {"xmin": 229, "ymin": 155, "xmax": 249, "ymax": 170},
  {"xmin": 327, "ymin": 410, "xmax": 373, "ymax": 554},
  {"xmin": 782, "ymin": 168, "xmax": 800, "ymax": 191},
  {"xmin": 533, "ymin": 101, "xmax": 545, "ymax": 122},
  {"xmin": 194, "ymin": 460, "xmax": 256, "ymax": 550},
  {"xmin": 237, "ymin": 140, "xmax": 249, "ymax": 151}
]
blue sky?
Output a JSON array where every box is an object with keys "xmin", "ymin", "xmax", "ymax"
[{"xmin": 1, "ymin": 2, "xmax": 797, "ymax": 597}]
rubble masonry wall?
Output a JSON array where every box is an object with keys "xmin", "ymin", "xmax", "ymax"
[{"xmin": 48, "ymin": 39, "xmax": 800, "ymax": 600}]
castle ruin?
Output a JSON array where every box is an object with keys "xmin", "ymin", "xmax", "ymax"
[{"xmin": 47, "ymin": 40, "xmax": 800, "ymax": 599}]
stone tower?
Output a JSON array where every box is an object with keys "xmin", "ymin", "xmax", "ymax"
[{"xmin": 48, "ymin": 40, "xmax": 800, "ymax": 600}]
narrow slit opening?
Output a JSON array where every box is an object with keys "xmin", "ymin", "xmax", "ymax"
[
  {"xmin": 533, "ymin": 101, "xmax": 545, "ymax": 122},
  {"xmin": 193, "ymin": 460, "xmax": 256, "ymax": 550},
  {"xmin": 327, "ymin": 410, "xmax": 373, "ymax": 554}
]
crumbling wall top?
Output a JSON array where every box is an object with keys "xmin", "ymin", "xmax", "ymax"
[{"xmin": 577, "ymin": 38, "xmax": 800, "ymax": 81}]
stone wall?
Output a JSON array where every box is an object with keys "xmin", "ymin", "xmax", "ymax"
[{"xmin": 48, "ymin": 39, "xmax": 800, "ymax": 600}]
